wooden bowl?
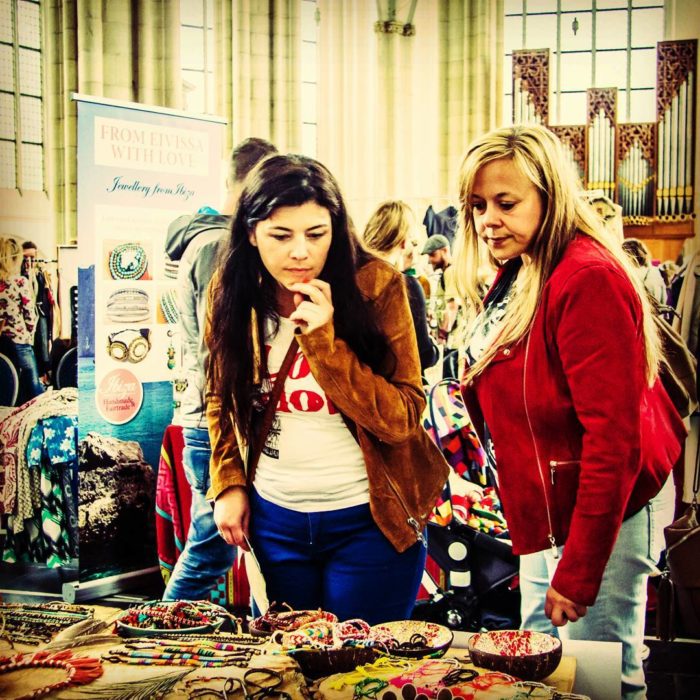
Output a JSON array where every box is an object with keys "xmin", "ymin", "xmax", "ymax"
[
  {"xmin": 370, "ymin": 620, "xmax": 454, "ymax": 658},
  {"xmin": 467, "ymin": 630, "xmax": 562, "ymax": 681},
  {"xmin": 288, "ymin": 646, "xmax": 381, "ymax": 679}
]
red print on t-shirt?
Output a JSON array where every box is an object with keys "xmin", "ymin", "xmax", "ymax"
[{"xmin": 265, "ymin": 345, "xmax": 338, "ymax": 415}]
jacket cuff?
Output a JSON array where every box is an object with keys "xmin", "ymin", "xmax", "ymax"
[{"xmin": 206, "ymin": 459, "xmax": 247, "ymax": 501}]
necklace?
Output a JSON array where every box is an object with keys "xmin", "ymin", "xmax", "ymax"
[
  {"xmin": 0, "ymin": 650, "xmax": 102, "ymax": 699},
  {"xmin": 109, "ymin": 243, "xmax": 148, "ymax": 280}
]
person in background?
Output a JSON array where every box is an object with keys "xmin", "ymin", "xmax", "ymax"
[
  {"xmin": 21, "ymin": 240, "xmax": 52, "ymax": 384},
  {"xmin": 0, "ymin": 237, "xmax": 44, "ymax": 402},
  {"xmin": 455, "ymin": 124, "xmax": 685, "ymax": 700},
  {"xmin": 362, "ymin": 200, "xmax": 439, "ymax": 372},
  {"xmin": 622, "ymin": 237, "xmax": 667, "ymax": 306},
  {"xmin": 207, "ymin": 154, "xmax": 449, "ymax": 623},
  {"xmin": 422, "ymin": 234, "xmax": 463, "ymax": 377},
  {"xmin": 162, "ymin": 137, "xmax": 277, "ymax": 602}
]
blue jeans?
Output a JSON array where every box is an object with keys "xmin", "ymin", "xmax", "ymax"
[
  {"xmin": 163, "ymin": 428, "xmax": 236, "ymax": 601},
  {"xmin": 519, "ymin": 477, "xmax": 675, "ymax": 700},
  {"xmin": 249, "ymin": 489, "xmax": 427, "ymax": 625},
  {"xmin": 15, "ymin": 342, "xmax": 44, "ymax": 402}
]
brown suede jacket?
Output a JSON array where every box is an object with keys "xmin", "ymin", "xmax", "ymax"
[{"xmin": 205, "ymin": 258, "xmax": 450, "ymax": 552}]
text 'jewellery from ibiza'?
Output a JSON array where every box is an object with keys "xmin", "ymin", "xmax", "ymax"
[
  {"xmin": 107, "ymin": 328, "xmax": 152, "ymax": 363},
  {"xmin": 159, "ymin": 288, "xmax": 180, "ymax": 324},
  {"xmin": 106, "ymin": 288, "xmax": 150, "ymax": 323},
  {"xmin": 109, "ymin": 242, "xmax": 148, "ymax": 280}
]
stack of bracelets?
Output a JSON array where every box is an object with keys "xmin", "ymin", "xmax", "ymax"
[
  {"xmin": 277, "ymin": 619, "xmax": 396, "ymax": 651},
  {"xmin": 116, "ymin": 600, "xmax": 234, "ymax": 633},
  {"xmin": 164, "ymin": 256, "xmax": 180, "ymax": 280},
  {"xmin": 159, "ymin": 288, "xmax": 180, "ymax": 324},
  {"xmin": 106, "ymin": 288, "xmax": 150, "ymax": 323},
  {"xmin": 108, "ymin": 242, "xmax": 148, "ymax": 281},
  {"xmin": 103, "ymin": 638, "xmax": 263, "ymax": 668},
  {"xmin": 250, "ymin": 606, "xmax": 338, "ymax": 636},
  {"xmin": 0, "ymin": 602, "xmax": 93, "ymax": 645}
]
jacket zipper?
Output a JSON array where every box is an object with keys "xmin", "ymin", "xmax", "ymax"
[
  {"xmin": 523, "ymin": 333, "xmax": 559, "ymax": 560},
  {"xmin": 341, "ymin": 413, "xmax": 426, "ymax": 547},
  {"xmin": 379, "ymin": 463, "xmax": 427, "ymax": 547},
  {"xmin": 549, "ymin": 459, "xmax": 581, "ymax": 485}
]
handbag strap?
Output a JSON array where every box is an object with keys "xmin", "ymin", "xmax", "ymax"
[{"xmin": 246, "ymin": 338, "xmax": 299, "ymax": 488}]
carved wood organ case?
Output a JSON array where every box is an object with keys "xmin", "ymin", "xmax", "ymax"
[{"xmin": 512, "ymin": 40, "xmax": 697, "ymax": 259}]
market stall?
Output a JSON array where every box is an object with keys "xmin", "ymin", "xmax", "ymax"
[{"xmin": 0, "ymin": 602, "xmax": 584, "ymax": 700}]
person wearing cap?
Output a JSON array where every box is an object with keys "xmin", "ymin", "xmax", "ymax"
[{"xmin": 422, "ymin": 235, "xmax": 463, "ymax": 373}]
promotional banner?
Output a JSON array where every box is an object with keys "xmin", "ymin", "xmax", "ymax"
[{"xmin": 75, "ymin": 94, "xmax": 225, "ymax": 582}]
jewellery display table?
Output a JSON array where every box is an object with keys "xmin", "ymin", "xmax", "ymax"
[{"xmin": 452, "ymin": 632, "xmax": 621, "ymax": 699}]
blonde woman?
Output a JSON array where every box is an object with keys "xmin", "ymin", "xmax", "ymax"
[
  {"xmin": 0, "ymin": 237, "xmax": 43, "ymax": 402},
  {"xmin": 455, "ymin": 125, "xmax": 685, "ymax": 700},
  {"xmin": 363, "ymin": 201, "xmax": 438, "ymax": 371}
]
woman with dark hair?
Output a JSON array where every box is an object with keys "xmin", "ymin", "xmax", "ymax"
[{"xmin": 206, "ymin": 154, "xmax": 448, "ymax": 623}]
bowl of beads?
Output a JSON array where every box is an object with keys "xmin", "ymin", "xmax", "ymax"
[
  {"xmin": 466, "ymin": 630, "xmax": 562, "ymax": 681},
  {"xmin": 248, "ymin": 604, "xmax": 338, "ymax": 637},
  {"xmin": 115, "ymin": 600, "xmax": 230, "ymax": 638},
  {"xmin": 370, "ymin": 620, "xmax": 454, "ymax": 658}
]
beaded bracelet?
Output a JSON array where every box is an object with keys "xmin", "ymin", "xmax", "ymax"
[
  {"xmin": 107, "ymin": 288, "xmax": 150, "ymax": 323},
  {"xmin": 159, "ymin": 288, "xmax": 180, "ymax": 324},
  {"xmin": 116, "ymin": 600, "xmax": 235, "ymax": 632},
  {"xmin": 109, "ymin": 243, "xmax": 148, "ymax": 280}
]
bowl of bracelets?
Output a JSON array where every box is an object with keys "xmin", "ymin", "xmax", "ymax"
[
  {"xmin": 115, "ymin": 600, "xmax": 229, "ymax": 638},
  {"xmin": 106, "ymin": 288, "xmax": 150, "ymax": 324},
  {"xmin": 466, "ymin": 630, "xmax": 562, "ymax": 681},
  {"xmin": 109, "ymin": 242, "xmax": 148, "ymax": 281},
  {"xmin": 278, "ymin": 618, "xmax": 386, "ymax": 680},
  {"xmin": 370, "ymin": 620, "xmax": 454, "ymax": 658}
]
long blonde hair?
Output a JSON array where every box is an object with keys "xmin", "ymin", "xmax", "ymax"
[
  {"xmin": 0, "ymin": 237, "xmax": 21, "ymax": 279},
  {"xmin": 362, "ymin": 200, "xmax": 414, "ymax": 256},
  {"xmin": 454, "ymin": 124, "xmax": 661, "ymax": 384}
]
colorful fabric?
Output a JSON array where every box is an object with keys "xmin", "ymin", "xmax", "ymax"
[
  {"xmin": 155, "ymin": 424, "xmax": 190, "ymax": 582},
  {"xmin": 0, "ymin": 389, "xmax": 77, "ymax": 531},
  {"xmin": 0, "ymin": 275, "xmax": 37, "ymax": 345},
  {"xmin": 155, "ymin": 424, "xmax": 249, "ymax": 607},
  {"xmin": 2, "ymin": 414, "xmax": 77, "ymax": 567}
]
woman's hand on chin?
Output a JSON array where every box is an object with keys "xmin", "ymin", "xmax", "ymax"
[{"xmin": 289, "ymin": 279, "xmax": 334, "ymax": 334}]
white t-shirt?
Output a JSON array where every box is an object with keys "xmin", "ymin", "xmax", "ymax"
[{"xmin": 253, "ymin": 316, "xmax": 370, "ymax": 512}]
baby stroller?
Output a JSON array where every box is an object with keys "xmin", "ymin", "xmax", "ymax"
[{"xmin": 413, "ymin": 379, "xmax": 520, "ymax": 632}]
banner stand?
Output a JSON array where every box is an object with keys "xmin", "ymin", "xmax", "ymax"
[{"xmin": 62, "ymin": 566, "xmax": 162, "ymax": 603}]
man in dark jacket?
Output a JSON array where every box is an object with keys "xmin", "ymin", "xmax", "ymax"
[{"xmin": 163, "ymin": 137, "xmax": 276, "ymax": 602}]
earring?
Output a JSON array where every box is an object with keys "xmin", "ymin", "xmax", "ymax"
[{"xmin": 167, "ymin": 329, "xmax": 176, "ymax": 370}]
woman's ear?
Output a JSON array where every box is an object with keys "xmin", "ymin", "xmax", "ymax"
[{"xmin": 248, "ymin": 230, "xmax": 258, "ymax": 247}]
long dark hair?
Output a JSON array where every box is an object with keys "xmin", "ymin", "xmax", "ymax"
[{"xmin": 208, "ymin": 153, "xmax": 391, "ymax": 441}]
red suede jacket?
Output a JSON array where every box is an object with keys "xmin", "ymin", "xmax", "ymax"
[{"xmin": 462, "ymin": 235, "xmax": 686, "ymax": 605}]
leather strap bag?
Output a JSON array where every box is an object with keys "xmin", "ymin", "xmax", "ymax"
[
  {"xmin": 652, "ymin": 300, "xmax": 698, "ymax": 419},
  {"xmin": 657, "ymin": 445, "xmax": 700, "ymax": 640},
  {"xmin": 246, "ymin": 337, "xmax": 299, "ymax": 488}
]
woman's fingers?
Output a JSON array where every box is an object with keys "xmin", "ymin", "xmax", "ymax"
[
  {"xmin": 545, "ymin": 585, "xmax": 588, "ymax": 627},
  {"xmin": 288, "ymin": 279, "xmax": 333, "ymax": 333},
  {"xmin": 213, "ymin": 486, "xmax": 250, "ymax": 549}
]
